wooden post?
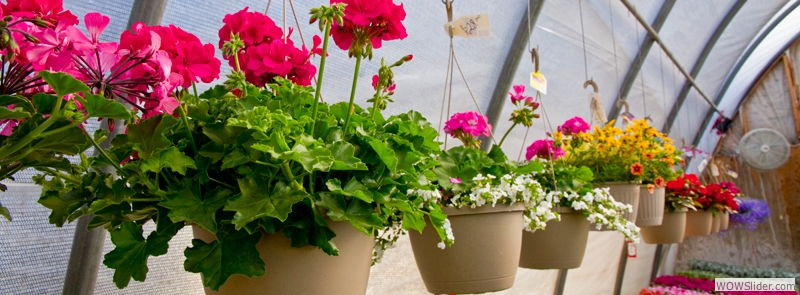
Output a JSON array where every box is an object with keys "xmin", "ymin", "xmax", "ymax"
[{"xmin": 62, "ymin": 2, "xmax": 168, "ymax": 294}]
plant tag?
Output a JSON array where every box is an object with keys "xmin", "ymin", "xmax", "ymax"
[
  {"xmin": 726, "ymin": 169, "xmax": 738, "ymax": 178},
  {"xmin": 444, "ymin": 14, "xmax": 491, "ymax": 38},
  {"xmin": 530, "ymin": 71, "xmax": 547, "ymax": 94},
  {"xmin": 697, "ymin": 158, "xmax": 708, "ymax": 173},
  {"xmin": 627, "ymin": 241, "xmax": 637, "ymax": 258},
  {"xmin": 710, "ymin": 162, "xmax": 720, "ymax": 176}
]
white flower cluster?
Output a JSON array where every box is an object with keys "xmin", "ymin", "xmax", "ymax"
[
  {"xmin": 522, "ymin": 187, "xmax": 640, "ymax": 243},
  {"xmin": 407, "ymin": 188, "xmax": 443, "ymax": 207},
  {"xmin": 437, "ymin": 219, "xmax": 454, "ymax": 249},
  {"xmin": 448, "ymin": 174, "xmax": 545, "ymax": 209}
]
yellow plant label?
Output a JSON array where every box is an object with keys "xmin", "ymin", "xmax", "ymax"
[{"xmin": 530, "ymin": 71, "xmax": 547, "ymax": 94}]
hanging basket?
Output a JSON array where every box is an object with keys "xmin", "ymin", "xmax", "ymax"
[
  {"xmin": 710, "ymin": 213, "xmax": 722, "ymax": 234},
  {"xmin": 639, "ymin": 208, "xmax": 687, "ymax": 244},
  {"xmin": 519, "ymin": 207, "xmax": 590, "ymax": 269},
  {"xmin": 409, "ymin": 203, "xmax": 525, "ymax": 294},
  {"xmin": 192, "ymin": 220, "xmax": 374, "ymax": 295},
  {"xmin": 684, "ymin": 210, "xmax": 713, "ymax": 237},
  {"xmin": 636, "ymin": 186, "xmax": 665, "ymax": 226},
  {"xmin": 592, "ymin": 182, "xmax": 640, "ymax": 231},
  {"xmin": 720, "ymin": 211, "xmax": 730, "ymax": 230}
]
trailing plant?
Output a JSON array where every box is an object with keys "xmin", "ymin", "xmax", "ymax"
[
  {"xmin": 729, "ymin": 198, "xmax": 770, "ymax": 231},
  {"xmin": 36, "ymin": 3, "xmax": 449, "ymax": 291}
]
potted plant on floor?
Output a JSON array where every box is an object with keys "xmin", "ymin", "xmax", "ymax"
[
  {"xmin": 408, "ymin": 85, "xmax": 547, "ymax": 294},
  {"xmin": 0, "ymin": 1, "xmax": 133, "ymax": 221},
  {"xmin": 37, "ymin": 3, "xmax": 451, "ymax": 294},
  {"xmin": 639, "ymin": 174, "xmax": 700, "ymax": 244}
]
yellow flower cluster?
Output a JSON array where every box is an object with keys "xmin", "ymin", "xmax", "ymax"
[{"xmin": 557, "ymin": 119, "xmax": 681, "ymax": 184}]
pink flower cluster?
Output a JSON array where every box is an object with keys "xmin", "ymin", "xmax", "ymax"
[
  {"xmin": 641, "ymin": 285, "xmax": 713, "ymax": 295},
  {"xmin": 443, "ymin": 111, "xmax": 492, "ymax": 139},
  {"xmin": 509, "ymin": 84, "xmax": 536, "ymax": 106},
  {"xmin": 525, "ymin": 139, "xmax": 564, "ymax": 161},
  {"xmin": 330, "ymin": 0, "xmax": 407, "ymax": 56},
  {"xmin": 0, "ymin": 0, "xmax": 220, "ymax": 121},
  {"xmin": 653, "ymin": 276, "xmax": 797, "ymax": 295},
  {"xmin": 218, "ymin": 7, "xmax": 317, "ymax": 86},
  {"xmin": 557, "ymin": 116, "xmax": 590, "ymax": 135}
]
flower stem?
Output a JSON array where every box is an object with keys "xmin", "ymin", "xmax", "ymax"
[
  {"xmin": 342, "ymin": 55, "xmax": 362, "ymax": 135},
  {"xmin": 0, "ymin": 92, "xmax": 64, "ymax": 160},
  {"xmin": 177, "ymin": 99, "xmax": 197, "ymax": 155},
  {"xmin": 83, "ymin": 129, "xmax": 127, "ymax": 177},
  {"xmin": 498, "ymin": 122, "xmax": 518, "ymax": 147},
  {"xmin": 371, "ymin": 85, "xmax": 383, "ymax": 122},
  {"xmin": 232, "ymin": 51, "xmax": 247, "ymax": 97},
  {"xmin": 309, "ymin": 22, "xmax": 332, "ymax": 136}
]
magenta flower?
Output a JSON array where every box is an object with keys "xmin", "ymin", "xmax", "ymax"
[
  {"xmin": 526, "ymin": 139, "xmax": 564, "ymax": 161},
  {"xmin": 371, "ymin": 74, "xmax": 395, "ymax": 92},
  {"xmin": 330, "ymin": 0, "xmax": 407, "ymax": 57},
  {"xmin": 449, "ymin": 177, "xmax": 461, "ymax": 184},
  {"xmin": 1, "ymin": 0, "xmax": 78, "ymax": 27},
  {"xmin": 557, "ymin": 116, "xmax": 590, "ymax": 135},
  {"xmin": 509, "ymin": 84, "xmax": 531, "ymax": 104},
  {"xmin": 444, "ymin": 111, "xmax": 492, "ymax": 138}
]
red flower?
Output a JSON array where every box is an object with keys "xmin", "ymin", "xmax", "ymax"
[
  {"xmin": 630, "ymin": 162, "xmax": 644, "ymax": 176},
  {"xmin": 330, "ymin": 0, "xmax": 407, "ymax": 57},
  {"xmin": 1, "ymin": 0, "xmax": 78, "ymax": 26}
]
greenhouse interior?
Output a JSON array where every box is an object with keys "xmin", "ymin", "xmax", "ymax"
[{"xmin": 1, "ymin": 0, "xmax": 799, "ymax": 294}]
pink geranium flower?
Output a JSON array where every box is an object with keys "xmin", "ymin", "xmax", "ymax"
[
  {"xmin": 526, "ymin": 139, "xmax": 564, "ymax": 161},
  {"xmin": 509, "ymin": 84, "xmax": 531, "ymax": 104},
  {"xmin": 444, "ymin": 111, "xmax": 492, "ymax": 138},
  {"xmin": 1, "ymin": 0, "xmax": 78, "ymax": 26},
  {"xmin": 330, "ymin": 0, "xmax": 407, "ymax": 56},
  {"xmin": 557, "ymin": 116, "xmax": 590, "ymax": 135}
]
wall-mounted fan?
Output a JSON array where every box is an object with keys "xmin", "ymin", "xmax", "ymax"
[{"xmin": 738, "ymin": 128, "xmax": 791, "ymax": 171}]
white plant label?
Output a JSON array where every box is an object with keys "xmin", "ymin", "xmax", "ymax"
[{"xmin": 444, "ymin": 14, "xmax": 491, "ymax": 38}]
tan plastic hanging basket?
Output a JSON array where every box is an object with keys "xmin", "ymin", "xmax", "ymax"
[
  {"xmin": 192, "ymin": 220, "xmax": 374, "ymax": 295},
  {"xmin": 592, "ymin": 182, "xmax": 640, "ymax": 231},
  {"xmin": 519, "ymin": 207, "xmax": 590, "ymax": 269},
  {"xmin": 409, "ymin": 203, "xmax": 525, "ymax": 294},
  {"xmin": 636, "ymin": 186, "xmax": 665, "ymax": 226},
  {"xmin": 710, "ymin": 213, "xmax": 722, "ymax": 234},
  {"xmin": 639, "ymin": 208, "xmax": 687, "ymax": 244},
  {"xmin": 720, "ymin": 211, "xmax": 730, "ymax": 230},
  {"xmin": 684, "ymin": 210, "xmax": 713, "ymax": 237}
]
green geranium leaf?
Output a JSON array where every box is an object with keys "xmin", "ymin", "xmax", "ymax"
[
  {"xmin": 329, "ymin": 141, "xmax": 367, "ymax": 171},
  {"xmin": 141, "ymin": 147, "xmax": 196, "ymax": 175},
  {"xmin": 281, "ymin": 203, "xmax": 339, "ymax": 255},
  {"xmin": 427, "ymin": 205, "xmax": 451, "ymax": 246},
  {"xmin": 225, "ymin": 179, "xmax": 307, "ymax": 229},
  {"xmin": 39, "ymin": 71, "xmax": 90, "ymax": 97},
  {"xmin": 184, "ymin": 229, "xmax": 265, "ymax": 291},
  {"xmin": 294, "ymin": 144, "xmax": 333, "ymax": 172},
  {"xmin": 198, "ymin": 141, "xmax": 224, "ymax": 163},
  {"xmin": 73, "ymin": 93, "xmax": 131, "ymax": 119},
  {"xmin": 389, "ymin": 138, "xmax": 421, "ymax": 174},
  {"xmin": 317, "ymin": 193, "xmax": 381, "ymax": 235},
  {"xmin": 160, "ymin": 181, "xmax": 229, "ymax": 234},
  {"xmin": 33, "ymin": 124, "xmax": 91, "ymax": 154},
  {"xmin": 127, "ymin": 115, "xmax": 178, "ymax": 159},
  {"xmin": 367, "ymin": 137, "xmax": 397, "ymax": 172},
  {"xmin": 516, "ymin": 160, "xmax": 544, "ymax": 175},
  {"xmin": 402, "ymin": 209, "xmax": 425, "ymax": 232},
  {"xmin": 325, "ymin": 178, "xmax": 373, "ymax": 203},
  {"xmin": 202, "ymin": 123, "xmax": 238, "ymax": 144},
  {"xmin": 103, "ymin": 222, "xmax": 175, "ymax": 289},
  {"xmin": 38, "ymin": 186, "xmax": 91, "ymax": 226},
  {"xmin": 32, "ymin": 93, "xmax": 57, "ymax": 114},
  {"xmin": 251, "ymin": 131, "xmax": 290, "ymax": 159},
  {"xmin": 0, "ymin": 107, "xmax": 30, "ymax": 119},
  {"xmin": 221, "ymin": 148, "xmax": 250, "ymax": 170},
  {"xmin": 0, "ymin": 95, "xmax": 34, "ymax": 113},
  {"xmin": 0, "ymin": 203, "xmax": 10, "ymax": 221}
]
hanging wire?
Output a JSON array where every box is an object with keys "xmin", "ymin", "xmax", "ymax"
[
  {"xmin": 607, "ymin": 0, "xmax": 620, "ymax": 101},
  {"xmin": 635, "ymin": 24, "xmax": 648, "ymax": 116},
  {"xmin": 265, "ymin": 0, "xmax": 272, "ymax": 14},
  {"xmin": 578, "ymin": 0, "xmax": 590, "ymax": 81}
]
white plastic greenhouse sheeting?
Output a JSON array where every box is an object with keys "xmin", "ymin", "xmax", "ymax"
[{"xmin": 4, "ymin": 0, "xmax": 800, "ymax": 294}]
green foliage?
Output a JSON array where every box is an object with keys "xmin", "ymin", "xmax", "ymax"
[
  {"xmin": 688, "ymin": 259, "xmax": 800, "ymax": 284},
  {"xmin": 38, "ymin": 75, "xmax": 445, "ymax": 290}
]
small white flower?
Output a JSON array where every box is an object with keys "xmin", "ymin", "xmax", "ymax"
[{"xmin": 437, "ymin": 242, "xmax": 446, "ymax": 249}]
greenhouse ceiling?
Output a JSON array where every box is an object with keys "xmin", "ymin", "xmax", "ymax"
[{"xmin": 62, "ymin": 0, "xmax": 800, "ymax": 173}]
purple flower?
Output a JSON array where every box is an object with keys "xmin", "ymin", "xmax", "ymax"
[
  {"xmin": 730, "ymin": 198, "xmax": 770, "ymax": 231},
  {"xmin": 449, "ymin": 177, "xmax": 461, "ymax": 184}
]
